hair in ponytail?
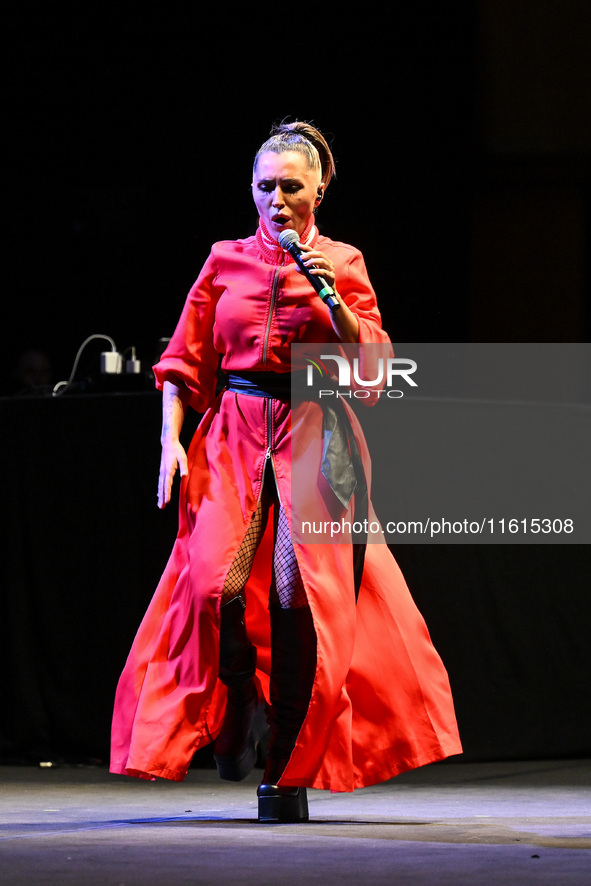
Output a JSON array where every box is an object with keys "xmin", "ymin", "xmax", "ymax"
[{"xmin": 253, "ymin": 120, "xmax": 336, "ymax": 188}]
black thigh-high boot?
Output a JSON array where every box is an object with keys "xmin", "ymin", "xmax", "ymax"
[
  {"xmin": 257, "ymin": 605, "xmax": 317, "ymax": 822},
  {"xmin": 213, "ymin": 595, "xmax": 268, "ymax": 781}
]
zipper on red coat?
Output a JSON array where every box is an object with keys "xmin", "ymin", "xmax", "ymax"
[
  {"xmin": 257, "ymin": 396, "xmax": 282, "ymax": 506},
  {"xmin": 259, "ymin": 261, "xmax": 283, "ymax": 506},
  {"xmin": 262, "ymin": 264, "xmax": 282, "ymax": 364},
  {"xmin": 265, "ymin": 396, "xmax": 273, "ymax": 467}
]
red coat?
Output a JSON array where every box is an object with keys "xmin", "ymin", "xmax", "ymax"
[{"xmin": 110, "ymin": 223, "xmax": 462, "ymax": 791}]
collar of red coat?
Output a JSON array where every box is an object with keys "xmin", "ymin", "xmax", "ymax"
[{"xmin": 255, "ymin": 216, "xmax": 318, "ymax": 265}]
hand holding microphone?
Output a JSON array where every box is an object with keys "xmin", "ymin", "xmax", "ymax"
[{"xmin": 278, "ymin": 229, "xmax": 341, "ymax": 312}]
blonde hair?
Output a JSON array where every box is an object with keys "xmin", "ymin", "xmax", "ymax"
[{"xmin": 253, "ymin": 121, "xmax": 336, "ymax": 188}]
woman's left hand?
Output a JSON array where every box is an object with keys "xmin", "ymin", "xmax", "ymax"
[{"xmin": 297, "ymin": 242, "xmax": 336, "ymax": 289}]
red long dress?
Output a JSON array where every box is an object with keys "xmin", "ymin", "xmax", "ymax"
[{"xmin": 110, "ymin": 221, "xmax": 462, "ymax": 791}]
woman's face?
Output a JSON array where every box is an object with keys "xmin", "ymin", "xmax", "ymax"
[{"xmin": 252, "ymin": 150, "xmax": 323, "ymax": 238}]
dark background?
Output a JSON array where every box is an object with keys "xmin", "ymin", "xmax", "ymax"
[
  {"xmin": 6, "ymin": 4, "xmax": 477, "ymax": 384},
  {"xmin": 2, "ymin": 3, "xmax": 590, "ymax": 766}
]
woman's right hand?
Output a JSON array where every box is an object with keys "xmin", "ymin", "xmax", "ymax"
[
  {"xmin": 158, "ymin": 378, "xmax": 190, "ymax": 509},
  {"xmin": 157, "ymin": 439, "xmax": 188, "ymax": 509}
]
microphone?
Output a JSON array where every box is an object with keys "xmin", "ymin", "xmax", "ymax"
[{"xmin": 278, "ymin": 229, "xmax": 340, "ymax": 312}]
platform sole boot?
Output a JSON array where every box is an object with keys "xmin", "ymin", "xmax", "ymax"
[{"xmin": 257, "ymin": 605, "xmax": 317, "ymax": 822}]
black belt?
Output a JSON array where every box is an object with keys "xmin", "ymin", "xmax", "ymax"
[
  {"xmin": 227, "ymin": 371, "xmax": 293, "ymax": 399},
  {"xmin": 321, "ymin": 401, "xmax": 368, "ymax": 598}
]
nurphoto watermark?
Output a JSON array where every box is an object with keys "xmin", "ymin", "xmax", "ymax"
[{"xmin": 290, "ymin": 343, "xmax": 591, "ymax": 545}]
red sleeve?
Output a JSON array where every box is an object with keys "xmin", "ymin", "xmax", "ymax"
[
  {"xmin": 338, "ymin": 249, "xmax": 391, "ymax": 346},
  {"xmin": 337, "ymin": 247, "xmax": 394, "ymax": 407},
  {"xmin": 152, "ymin": 250, "xmax": 222, "ymax": 413}
]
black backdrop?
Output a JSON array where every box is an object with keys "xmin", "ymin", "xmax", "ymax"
[
  {"xmin": 3, "ymin": 5, "xmax": 590, "ymax": 765},
  {"xmin": 5, "ymin": 4, "xmax": 477, "ymax": 389}
]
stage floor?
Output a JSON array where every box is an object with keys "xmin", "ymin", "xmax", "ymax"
[{"xmin": 1, "ymin": 759, "xmax": 589, "ymax": 884}]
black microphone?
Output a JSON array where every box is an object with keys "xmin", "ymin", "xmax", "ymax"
[{"xmin": 278, "ymin": 229, "xmax": 340, "ymax": 312}]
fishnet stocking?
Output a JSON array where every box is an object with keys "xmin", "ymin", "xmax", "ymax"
[
  {"xmin": 272, "ymin": 505, "xmax": 307, "ymax": 609},
  {"xmin": 221, "ymin": 476, "xmax": 307, "ymax": 610},
  {"xmin": 221, "ymin": 499, "xmax": 268, "ymax": 605}
]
